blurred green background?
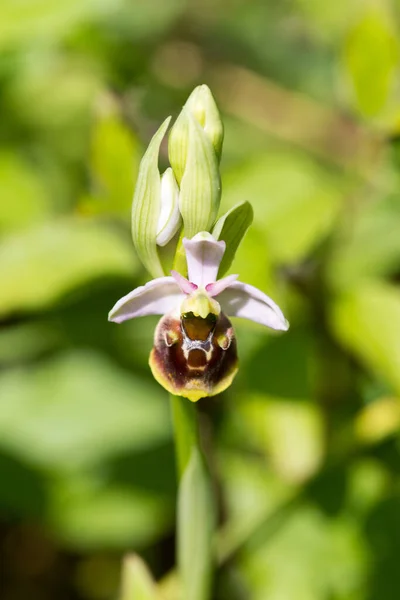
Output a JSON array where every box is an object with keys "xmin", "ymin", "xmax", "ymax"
[{"xmin": 2, "ymin": 0, "xmax": 400, "ymax": 599}]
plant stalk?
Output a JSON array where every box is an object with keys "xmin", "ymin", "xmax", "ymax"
[{"xmin": 169, "ymin": 394, "xmax": 215, "ymax": 600}]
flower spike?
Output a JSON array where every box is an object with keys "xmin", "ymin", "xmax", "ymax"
[{"xmin": 110, "ymin": 85, "xmax": 288, "ymax": 401}]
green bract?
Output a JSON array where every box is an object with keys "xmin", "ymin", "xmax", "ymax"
[
  {"xmin": 213, "ymin": 201, "xmax": 254, "ymax": 277},
  {"xmin": 169, "ymin": 85, "xmax": 223, "ymax": 239},
  {"xmin": 131, "ymin": 117, "xmax": 171, "ymax": 278},
  {"xmin": 177, "ymin": 112, "xmax": 221, "ymax": 238},
  {"xmin": 169, "ymin": 85, "xmax": 223, "ymax": 185}
]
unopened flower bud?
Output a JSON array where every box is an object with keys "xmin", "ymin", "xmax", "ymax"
[
  {"xmin": 177, "ymin": 114, "xmax": 221, "ymax": 238},
  {"xmin": 156, "ymin": 168, "xmax": 181, "ymax": 247},
  {"xmin": 186, "ymin": 84, "xmax": 224, "ymax": 161},
  {"xmin": 168, "ymin": 89, "xmax": 222, "ymax": 239},
  {"xmin": 168, "ymin": 85, "xmax": 223, "ymax": 185}
]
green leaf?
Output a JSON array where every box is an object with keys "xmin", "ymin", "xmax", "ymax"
[
  {"xmin": 0, "ymin": 152, "xmax": 50, "ymax": 233},
  {"xmin": 178, "ymin": 448, "xmax": 215, "ymax": 600},
  {"xmin": 49, "ymin": 471, "xmax": 173, "ymax": 549},
  {"xmin": 239, "ymin": 394, "xmax": 325, "ymax": 483},
  {"xmin": 327, "ymin": 197, "xmax": 400, "ymax": 289},
  {"xmin": 0, "ymin": 0, "xmax": 110, "ymax": 48},
  {"xmin": 216, "ymin": 451, "xmax": 294, "ymax": 564},
  {"xmin": 89, "ymin": 110, "xmax": 140, "ymax": 213},
  {"xmin": 239, "ymin": 502, "xmax": 367, "ymax": 600},
  {"xmin": 0, "ymin": 351, "xmax": 171, "ymax": 471},
  {"xmin": 0, "ymin": 218, "xmax": 138, "ymax": 317},
  {"xmin": 131, "ymin": 117, "xmax": 171, "ymax": 278},
  {"xmin": 330, "ymin": 281, "xmax": 400, "ymax": 395},
  {"xmin": 120, "ymin": 555, "xmax": 159, "ymax": 600},
  {"xmin": 0, "ymin": 321, "xmax": 62, "ymax": 365},
  {"xmin": 221, "ymin": 151, "xmax": 345, "ymax": 264},
  {"xmin": 343, "ymin": 5, "xmax": 399, "ymax": 117},
  {"xmin": 212, "ymin": 201, "xmax": 253, "ymax": 276}
]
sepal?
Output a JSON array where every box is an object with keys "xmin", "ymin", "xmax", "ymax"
[
  {"xmin": 131, "ymin": 117, "xmax": 170, "ymax": 278},
  {"xmin": 212, "ymin": 201, "xmax": 254, "ymax": 277}
]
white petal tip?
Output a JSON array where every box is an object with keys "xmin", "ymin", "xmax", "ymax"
[
  {"xmin": 268, "ymin": 316, "xmax": 290, "ymax": 332},
  {"xmin": 108, "ymin": 311, "xmax": 120, "ymax": 323}
]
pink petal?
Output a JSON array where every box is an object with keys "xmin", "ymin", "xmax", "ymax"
[
  {"xmin": 108, "ymin": 276, "xmax": 184, "ymax": 323},
  {"xmin": 206, "ymin": 274, "xmax": 239, "ymax": 297},
  {"xmin": 171, "ymin": 270, "xmax": 198, "ymax": 294},
  {"xmin": 218, "ymin": 280, "xmax": 289, "ymax": 331},
  {"xmin": 183, "ymin": 232, "xmax": 225, "ymax": 287}
]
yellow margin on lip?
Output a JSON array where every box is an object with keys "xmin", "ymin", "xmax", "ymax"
[{"xmin": 149, "ymin": 349, "xmax": 239, "ymax": 402}]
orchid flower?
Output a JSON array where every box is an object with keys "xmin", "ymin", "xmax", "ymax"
[{"xmin": 109, "ymin": 232, "xmax": 289, "ymax": 402}]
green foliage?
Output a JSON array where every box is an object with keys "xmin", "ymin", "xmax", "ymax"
[
  {"xmin": 222, "ymin": 151, "xmax": 346, "ymax": 263},
  {"xmin": 0, "ymin": 218, "xmax": 138, "ymax": 316},
  {"xmin": 0, "ymin": 152, "xmax": 51, "ymax": 232},
  {"xmin": 2, "ymin": 0, "xmax": 400, "ymax": 599},
  {"xmin": 0, "ymin": 351, "xmax": 171, "ymax": 470},
  {"xmin": 87, "ymin": 109, "xmax": 140, "ymax": 214},
  {"xmin": 331, "ymin": 281, "xmax": 400, "ymax": 394},
  {"xmin": 119, "ymin": 555, "xmax": 159, "ymax": 600},
  {"xmin": 343, "ymin": 3, "xmax": 399, "ymax": 118}
]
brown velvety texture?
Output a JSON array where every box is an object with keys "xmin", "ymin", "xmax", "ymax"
[{"xmin": 149, "ymin": 312, "xmax": 239, "ymax": 401}]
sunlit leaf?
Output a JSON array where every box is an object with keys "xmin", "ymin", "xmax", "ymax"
[
  {"xmin": 88, "ymin": 109, "xmax": 141, "ymax": 214},
  {"xmin": 239, "ymin": 503, "xmax": 367, "ymax": 600},
  {"xmin": 343, "ymin": 4, "xmax": 399, "ymax": 117},
  {"xmin": 355, "ymin": 396, "xmax": 400, "ymax": 445},
  {"xmin": 239, "ymin": 394, "xmax": 324, "ymax": 482},
  {"xmin": 217, "ymin": 451, "xmax": 294, "ymax": 564},
  {"xmin": 327, "ymin": 196, "xmax": 400, "ymax": 289},
  {"xmin": 49, "ymin": 470, "xmax": 173, "ymax": 549},
  {"xmin": 9, "ymin": 54, "xmax": 100, "ymax": 143},
  {"xmin": 0, "ymin": 0, "xmax": 116, "ymax": 48},
  {"xmin": 222, "ymin": 151, "xmax": 345, "ymax": 264},
  {"xmin": 0, "ymin": 218, "xmax": 138, "ymax": 317},
  {"xmin": 0, "ymin": 322, "xmax": 62, "ymax": 365},
  {"xmin": 0, "ymin": 351, "xmax": 171, "ymax": 470},
  {"xmin": 120, "ymin": 555, "xmax": 159, "ymax": 600},
  {"xmin": 330, "ymin": 281, "xmax": 400, "ymax": 394},
  {"xmin": 0, "ymin": 152, "xmax": 50, "ymax": 233}
]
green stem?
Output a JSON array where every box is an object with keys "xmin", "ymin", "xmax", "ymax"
[
  {"xmin": 169, "ymin": 394, "xmax": 199, "ymax": 478},
  {"xmin": 169, "ymin": 394, "xmax": 215, "ymax": 600}
]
